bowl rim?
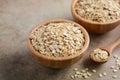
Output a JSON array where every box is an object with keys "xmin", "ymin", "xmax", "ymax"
[
  {"xmin": 71, "ymin": 0, "xmax": 120, "ymax": 25},
  {"xmin": 27, "ymin": 19, "xmax": 90, "ymax": 61}
]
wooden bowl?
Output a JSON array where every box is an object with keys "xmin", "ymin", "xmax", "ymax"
[
  {"xmin": 71, "ymin": 0, "xmax": 120, "ymax": 34},
  {"xmin": 27, "ymin": 19, "xmax": 90, "ymax": 68}
]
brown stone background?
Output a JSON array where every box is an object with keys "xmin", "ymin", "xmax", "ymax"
[{"xmin": 0, "ymin": 0, "xmax": 120, "ymax": 80}]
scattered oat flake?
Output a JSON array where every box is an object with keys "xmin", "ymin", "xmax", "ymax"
[
  {"xmin": 113, "ymin": 55, "xmax": 118, "ymax": 58},
  {"xmin": 99, "ymin": 73, "xmax": 103, "ymax": 78},
  {"xmin": 87, "ymin": 72, "xmax": 92, "ymax": 77},
  {"xmin": 92, "ymin": 69, "xmax": 96, "ymax": 73},
  {"xmin": 110, "ymin": 66, "xmax": 115, "ymax": 69},
  {"xmin": 71, "ymin": 75, "xmax": 75, "ymax": 79},
  {"xmin": 74, "ymin": 74, "xmax": 78, "ymax": 78},
  {"xmin": 113, "ymin": 69, "xmax": 118, "ymax": 73},
  {"xmin": 83, "ymin": 75, "xmax": 89, "ymax": 79},
  {"xmin": 75, "ymin": 71, "xmax": 81, "ymax": 75},
  {"xmin": 102, "ymin": 72, "xmax": 107, "ymax": 76},
  {"xmin": 112, "ymin": 75, "xmax": 118, "ymax": 79},
  {"xmin": 81, "ymin": 70, "xmax": 86, "ymax": 73}
]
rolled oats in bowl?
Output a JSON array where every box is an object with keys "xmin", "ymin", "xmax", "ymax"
[
  {"xmin": 29, "ymin": 22, "xmax": 85, "ymax": 57},
  {"xmin": 75, "ymin": 0, "xmax": 120, "ymax": 23}
]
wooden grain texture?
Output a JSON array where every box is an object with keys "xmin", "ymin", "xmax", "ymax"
[
  {"xmin": 104, "ymin": 37, "xmax": 120, "ymax": 53},
  {"xmin": 71, "ymin": 0, "xmax": 120, "ymax": 34}
]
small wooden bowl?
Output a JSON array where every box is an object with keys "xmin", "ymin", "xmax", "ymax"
[
  {"xmin": 71, "ymin": 0, "xmax": 120, "ymax": 34},
  {"xmin": 27, "ymin": 19, "xmax": 90, "ymax": 68}
]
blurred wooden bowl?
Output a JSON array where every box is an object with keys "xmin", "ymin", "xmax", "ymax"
[
  {"xmin": 71, "ymin": 0, "xmax": 120, "ymax": 34},
  {"xmin": 27, "ymin": 19, "xmax": 90, "ymax": 68}
]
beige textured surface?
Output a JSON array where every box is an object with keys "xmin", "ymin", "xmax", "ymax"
[{"xmin": 0, "ymin": 0, "xmax": 120, "ymax": 80}]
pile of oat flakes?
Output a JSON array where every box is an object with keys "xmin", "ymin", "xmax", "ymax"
[
  {"xmin": 30, "ymin": 22, "xmax": 85, "ymax": 57},
  {"xmin": 75, "ymin": 0, "xmax": 120, "ymax": 23}
]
